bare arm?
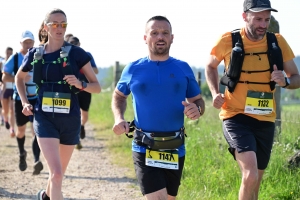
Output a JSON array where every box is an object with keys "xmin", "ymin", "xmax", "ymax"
[
  {"xmin": 63, "ymin": 61, "xmax": 101, "ymax": 93},
  {"xmin": 205, "ymin": 55, "xmax": 222, "ymax": 97},
  {"xmin": 93, "ymin": 67, "xmax": 99, "ymax": 74},
  {"xmin": 186, "ymin": 94, "xmax": 205, "ymax": 116},
  {"xmin": 111, "ymin": 89, "xmax": 129, "ymax": 135},
  {"xmin": 271, "ymin": 60, "xmax": 300, "ymax": 89},
  {"xmin": 205, "ymin": 55, "xmax": 225, "ymax": 109},
  {"xmin": 283, "ymin": 60, "xmax": 300, "ymax": 89},
  {"xmin": 15, "ymin": 69, "xmax": 33, "ymax": 116}
]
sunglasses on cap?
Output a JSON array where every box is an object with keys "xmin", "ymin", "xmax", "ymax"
[{"xmin": 47, "ymin": 22, "xmax": 68, "ymax": 29}]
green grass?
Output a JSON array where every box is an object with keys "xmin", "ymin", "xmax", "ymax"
[{"xmin": 89, "ymin": 92, "xmax": 300, "ymax": 200}]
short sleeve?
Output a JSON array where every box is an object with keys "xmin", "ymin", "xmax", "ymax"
[
  {"xmin": 116, "ymin": 63, "xmax": 133, "ymax": 95},
  {"xmin": 210, "ymin": 32, "xmax": 232, "ymax": 62},
  {"xmin": 181, "ymin": 62, "xmax": 201, "ymax": 98},
  {"xmin": 86, "ymin": 52, "xmax": 97, "ymax": 68},
  {"xmin": 70, "ymin": 46, "xmax": 91, "ymax": 70}
]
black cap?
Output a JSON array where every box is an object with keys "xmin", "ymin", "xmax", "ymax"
[
  {"xmin": 68, "ymin": 36, "xmax": 80, "ymax": 46},
  {"xmin": 243, "ymin": 0, "xmax": 278, "ymax": 12}
]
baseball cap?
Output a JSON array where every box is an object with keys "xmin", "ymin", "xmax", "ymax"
[
  {"xmin": 243, "ymin": 0, "xmax": 278, "ymax": 12},
  {"xmin": 68, "ymin": 36, "xmax": 80, "ymax": 46},
  {"xmin": 20, "ymin": 30, "xmax": 35, "ymax": 42}
]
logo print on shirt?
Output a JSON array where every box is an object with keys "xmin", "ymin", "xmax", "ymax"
[{"xmin": 170, "ymin": 74, "xmax": 175, "ymax": 78}]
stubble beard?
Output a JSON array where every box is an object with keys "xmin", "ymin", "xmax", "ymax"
[
  {"xmin": 152, "ymin": 44, "xmax": 171, "ymax": 57},
  {"xmin": 247, "ymin": 24, "xmax": 266, "ymax": 41}
]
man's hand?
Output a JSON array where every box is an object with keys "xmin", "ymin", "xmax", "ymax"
[
  {"xmin": 182, "ymin": 101, "xmax": 200, "ymax": 120},
  {"xmin": 212, "ymin": 93, "xmax": 225, "ymax": 109},
  {"xmin": 271, "ymin": 64, "xmax": 285, "ymax": 87},
  {"xmin": 112, "ymin": 120, "xmax": 129, "ymax": 135}
]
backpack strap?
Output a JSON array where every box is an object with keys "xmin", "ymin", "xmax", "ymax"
[
  {"xmin": 13, "ymin": 52, "xmax": 18, "ymax": 75},
  {"xmin": 59, "ymin": 42, "xmax": 80, "ymax": 94},
  {"xmin": 266, "ymin": 32, "xmax": 283, "ymax": 90},
  {"xmin": 221, "ymin": 29, "xmax": 245, "ymax": 93},
  {"xmin": 32, "ymin": 46, "xmax": 45, "ymax": 89}
]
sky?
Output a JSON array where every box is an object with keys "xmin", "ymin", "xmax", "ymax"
[{"xmin": 0, "ymin": 0, "xmax": 299, "ymax": 68}]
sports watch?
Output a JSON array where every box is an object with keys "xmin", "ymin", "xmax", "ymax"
[
  {"xmin": 198, "ymin": 106, "xmax": 202, "ymax": 115},
  {"xmin": 80, "ymin": 81, "xmax": 87, "ymax": 91},
  {"xmin": 282, "ymin": 77, "xmax": 290, "ymax": 88}
]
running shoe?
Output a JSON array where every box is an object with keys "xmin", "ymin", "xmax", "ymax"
[
  {"xmin": 5, "ymin": 121, "xmax": 10, "ymax": 130},
  {"xmin": 80, "ymin": 125, "xmax": 85, "ymax": 139},
  {"xmin": 33, "ymin": 161, "xmax": 43, "ymax": 175},
  {"xmin": 36, "ymin": 189, "xmax": 46, "ymax": 200},
  {"xmin": 19, "ymin": 151, "xmax": 27, "ymax": 171}
]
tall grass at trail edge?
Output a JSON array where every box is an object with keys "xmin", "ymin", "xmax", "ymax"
[{"xmin": 89, "ymin": 92, "xmax": 300, "ymax": 200}]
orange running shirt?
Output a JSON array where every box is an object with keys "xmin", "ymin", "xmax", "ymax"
[{"xmin": 211, "ymin": 28, "xmax": 295, "ymax": 122}]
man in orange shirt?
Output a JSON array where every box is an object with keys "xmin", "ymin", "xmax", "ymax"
[{"xmin": 205, "ymin": 0, "xmax": 300, "ymax": 199}]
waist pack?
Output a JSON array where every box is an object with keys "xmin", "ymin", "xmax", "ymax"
[
  {"xmin": 126, "ymin": 121, "xmax": 186, "ymax": 150},
  {"xmin": 134, "ymin": 129, "xmax": 185, "ymax": 150}
]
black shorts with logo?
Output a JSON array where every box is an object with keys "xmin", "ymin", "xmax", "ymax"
[
  {"xmin": 222, "ymin": 114, "xmax": 275, "ymax": 170},
  {"xmin": 132, "ymin": 151, "xmax": 185, "ymax": 196}
]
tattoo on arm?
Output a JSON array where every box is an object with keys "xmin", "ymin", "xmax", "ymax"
[{"xmin": 111, "ymin": 91, "xmax": 127, "ymax": 120}]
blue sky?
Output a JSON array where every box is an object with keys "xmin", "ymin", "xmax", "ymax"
[{"xmin": 0, "ymin": 0, "xmax": 299, "ymax": 68}]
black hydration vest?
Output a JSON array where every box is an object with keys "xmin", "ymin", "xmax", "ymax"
[
  {"xmin": 220, "ymin": 29, "xmax": 283, "ymax": 93},
  {"xmin": 32, "ymin": 43, "xmax": 81, "ymax": 94}
]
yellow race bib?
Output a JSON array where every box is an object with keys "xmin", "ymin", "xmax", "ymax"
[
  {"xmin": 42, "ymin": 92, "xmax": 71, "ymax": 114},
  {"xmin": 145, "ymin": 149, "xmax": 179, "ymax": 170},
  {"xmin": 244, "ymin": 91, "xmax": 273, "ymax": 115}
]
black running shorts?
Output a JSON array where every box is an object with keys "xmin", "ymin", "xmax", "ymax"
[
  {"xmin": 222, "ymin": 114, "xmax": 275, "ymax": 170},
  {"xmin": 14, "ymin": 99, "xmax": 36, "ymax": 127},
  {"xmin": 77, "ymin": 91, "xmax": 91, "ymax": 111},
  {"xmin": 132, "ymin": 151, "xmax": 185, "ymax": 196}
]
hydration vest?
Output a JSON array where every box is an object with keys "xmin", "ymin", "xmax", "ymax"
[
  {"xmin": 220, "ymin": 29, "xmax": 283, "ymax": 93},
  {"xmin": 31, "ymin": 42, "xmax": 81, "ymax": 94}
]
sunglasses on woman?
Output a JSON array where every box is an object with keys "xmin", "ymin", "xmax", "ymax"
[{"xmin": 47, "ymin": 22, "xmax": 68, "ymax": 29}]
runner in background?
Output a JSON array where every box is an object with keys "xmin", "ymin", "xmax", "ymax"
[
  {"xmin": 68, "ymin": 36, "xmax": 99, "ymax": 149},
  {"xmin": 2, "ymin": 31, "xmax": 43, "ymax": 175},
  {"xmin": 1, "ymin": 47, "xmax": 15, "ymax": 137}
]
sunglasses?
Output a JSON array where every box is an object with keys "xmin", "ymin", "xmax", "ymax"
[{"xmin": 47, "ymin": 22, "xmax": 68, "ymax": 29}]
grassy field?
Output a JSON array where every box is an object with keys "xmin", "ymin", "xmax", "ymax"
[{"xmin": 89, "ymin": 91, "xmax": 300, "ymax": 200}]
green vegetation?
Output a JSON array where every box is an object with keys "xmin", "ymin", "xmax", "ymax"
[{"xmin": 89, "ymin": 92, "xmax": 300, "ymax": 200}]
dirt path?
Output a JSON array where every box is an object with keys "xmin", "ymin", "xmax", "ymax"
[{"xmin": 0, "ymin": 123, "xmax": 144, "ymax": 200}]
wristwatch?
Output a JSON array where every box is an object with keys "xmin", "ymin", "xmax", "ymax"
[
  {"xmin": 198, "ymin": 106, "xmax": 202, "ymax": 115},
  {"xmin": 80, "ymin": 81, "xmax": 87, "ymax": 91},
  {"xmin": 282, "ymin": 77, "xmax": 290, "ymax": 88}
]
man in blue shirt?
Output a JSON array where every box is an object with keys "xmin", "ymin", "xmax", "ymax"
[
  {"xmin": 2, "ymin": 30, "xmax": 43, "ymax": 175},
  {"xmin": 111, "ymin": 16, "xmax": 205, "ymax": 200}
]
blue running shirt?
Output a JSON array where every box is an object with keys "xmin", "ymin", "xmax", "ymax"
[{"xmin": 117, "ymin": 57, "xmax": 201, "ymax": 157}]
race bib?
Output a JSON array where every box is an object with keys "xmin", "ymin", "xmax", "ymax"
[
  {"xmin": 145, "ymin": 149, "xmax": 179, "ymax": 170},
  {"xmin": 244, "ymin": 91, "xmax": 273, "ymax": 115},
  {"xmin": 42, "ymin": 92, "xmax": 71, "ymax": 114}
]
